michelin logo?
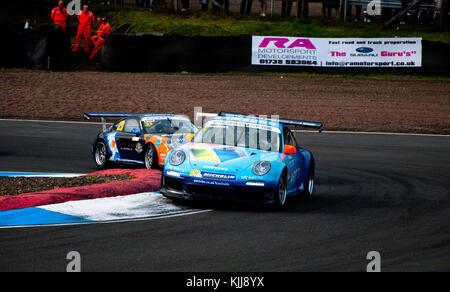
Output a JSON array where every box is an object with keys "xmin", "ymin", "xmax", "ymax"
[
  {"xmin": 190, "ymin": 170, "xmax": 236, "ymax": 180},
  {"xmin": 202, "ymin": 172, "xmax": 236, "ymax": 180}
]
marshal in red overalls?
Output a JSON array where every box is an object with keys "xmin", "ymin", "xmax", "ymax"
[
  {"xmin": 89, "ymin": 18, "xmax": 112, "ymax": 61},
  {"xmin": 73, "ymin": 6, "xmax": 95, "ymax": 53},
  {"xmin": 51, "ymin": 1, "xmax": 68, "ymax": 32}
]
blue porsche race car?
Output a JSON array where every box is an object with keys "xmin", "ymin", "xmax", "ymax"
[{"xmin": 160, "ymin": 112, "xmax": 323, "ymax": 207}]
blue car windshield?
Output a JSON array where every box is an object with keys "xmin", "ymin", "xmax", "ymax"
[
  {"xmin": 142, "ymin": 117, "xmax": 196, "ymax": 135},
  {"xmin": 194, "ymin": 120, "xmax": 282, "ymax": 152}
]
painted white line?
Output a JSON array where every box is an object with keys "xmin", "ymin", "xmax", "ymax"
[
  {"xmin": 1, "ymin": 119, "xmax": 448, "ymax": 137},
  {"xmin": 0, "ymin": 118, "xmax": 109, "ymax": 125},
  {"xmin": 0, "ymin": 172, "xmax": 86, "ymax": 178},
  {"xmin": 293, "ymin": 130, "xmax": 450, "ymax": 137},
  {"xmin": 0, "ymin": 209, "xmax": 212, "ymax": 230}
]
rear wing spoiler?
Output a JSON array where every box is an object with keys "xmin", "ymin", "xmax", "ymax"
[
  {"xmin": 83, "ymin": 112, "xmax": 143, "ymax": 120},
  {"xmin": 277, "ymin": 118, "xmax": 323, "ymax": 133},
  {"xmin": 83, "ymin": 112, "xmax": 143, "ymax": 131},
  {"xmin": 197, "ymin": 111, "xmax": 323, "ymax": 132}
]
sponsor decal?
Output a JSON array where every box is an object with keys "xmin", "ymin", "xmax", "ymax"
[
  {"xmin": 202, "ymin": 172, "xmax": 236, "ymax": 180},
  {"xmin": 142, "ymin": 116, "xmax": 189, "ymax": 123},
  {"xmin": 190, "ymin": 148, "xmax": 221, "ymax": 163},
  {"xmin": 189, "ymin": 146, "xmax": 248, "ymax": 163},
  {"xmin": 258, "ymin": 37, "xmax": 317, "ymax": 49},
  {"xmin": 190, "ymin": 169, "xmax": 202, "ymax": 178},
  {"xmin": 206, "ymin": 119, "xmax": 281, "ymax": 132},
  {"xmin": 252, "ymin": 36, "xmax": 422, "ymax": 67},
  {"xmin": 189, "ymin": 170, "xmax": 236, "ymax": 180},
  {"xmin": 203, "ymin": 165, "xmax": 229, "ymax": 171},
  {"xmin": 356, "ymin": 47, "xmax": 374, "ymax": 53},
  {"xmin": 144, "ymin": 134, "xmax": 153, "ymax": 142},
  {"xmin": 135, "ymin": 142, "xmax": 143, "ymax": 154},
  {"xmin": 105, "ymin": 133, "xmax": 119, "ymax": 160},
  {"xmin": 381, "ymin": 50, "xmax": 417, "ymax": 57},
  {"xmin": 193, "ymin": 179, "xmax": 230, "ymax": 186}
]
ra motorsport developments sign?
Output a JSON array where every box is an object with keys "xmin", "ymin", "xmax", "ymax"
[{"xmin": 251, "ymin": 36, "xmax": 422, "ymax": 67}]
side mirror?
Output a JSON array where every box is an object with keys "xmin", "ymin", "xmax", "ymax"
[
  {"xmin": 131, "ymin": 128, "xmax": 142, "ymax": 135},
  {"xmin": 185, "ymin": 133, "xmax": 195, "ymax": 142},
  {"xmin": 284, "ymin": 145, "xmax": 297, "ymax": 155}
]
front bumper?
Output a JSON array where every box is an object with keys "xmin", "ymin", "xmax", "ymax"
[{"xmin": 160, "ymin": 176, "xmax": 276, "ymax": 204}]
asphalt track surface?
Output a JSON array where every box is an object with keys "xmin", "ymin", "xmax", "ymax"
[{"xmin": 0, "ymin": 120, "xmax": 449, "ymax": 272}]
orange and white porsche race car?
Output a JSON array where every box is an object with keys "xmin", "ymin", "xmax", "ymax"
[{"xmin": 84, "ymin": 113, "xmax": 197, "ymax": 169}]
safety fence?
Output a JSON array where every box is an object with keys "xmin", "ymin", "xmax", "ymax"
[
  {"xmin": 0, "ymin": 24, "xmax": 448, "ymax": 75},
  {"xmin": 111, "ymin": 0, "xmax": 446, "ymax": 26},
  {"xmin": 100, "ymin": 32, "xmax": 450, "ymax": 75}
]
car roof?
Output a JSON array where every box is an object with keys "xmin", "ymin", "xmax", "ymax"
[
  {"xmin": 139, "ymin": 114, "xmax": 182, "ymax": 118},
  {"xmin": 124, "ymin": 114, "xmax": 192, "ymax": 121}
]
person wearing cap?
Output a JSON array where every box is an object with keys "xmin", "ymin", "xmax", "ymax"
[
  {"xmin": 89, "ymin": 17, "xmax": 111, "ymax": 61},
  {"xmin": 73, "ymin": 5, "xmax": 95, "ymax": 53},
  {"xmin": 51, "ymin": 1, "xmax": 69, "ymax": 32}
]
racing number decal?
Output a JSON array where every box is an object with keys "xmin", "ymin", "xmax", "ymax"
[{"xmin": 116, "ymin": 120, "xmax": 125, "ymax": 132}]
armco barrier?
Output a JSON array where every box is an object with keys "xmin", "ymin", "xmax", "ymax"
[
  {"xmin": 0, "ymin": 169, "xmax": 162, "ymax": 211},
  {"xmin": 101, "ymin": 33, "xmax": 450, "ymax": 76}
]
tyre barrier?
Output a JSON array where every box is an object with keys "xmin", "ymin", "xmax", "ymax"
[
  {"xmin": 0, "ymin": 169, "xmax": 162, "ymax": 211},
  {"xmin": 0, "ymin": 24, "xmax": 71, "ymax": 70},
  {"xmin": 101, "ymin": 33, "xmax": 252, "ymax": 72},
  {"xmin": 101, "ymin": 33, "xmax": 450, "ymax": 76},
  {"xmin": 0, "ymin": 27, "xmax": 27, "ymax": 68}
]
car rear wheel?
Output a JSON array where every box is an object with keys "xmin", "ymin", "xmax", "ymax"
[
  {"xmin": 274, "ymin": 175, "xmax": 287, "ymax": 207},
  {"xmin": 94, "ymin": 140, "xmax": 109, "ymax": 169},
  {"xmin": 301, "ymin": 165, "xmax": 314, "ymax": 198},
  {"xmin": 144, "ymin": 144, "xmax": 157, "ymax": 169}
]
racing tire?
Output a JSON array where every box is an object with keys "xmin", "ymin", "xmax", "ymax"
[
  {"xmin": 301, "ymin": 163, "xmax": 315, "ymax": 199},
  {"xmin": 274, "ymin": 175, "xmax": 288, "ymax": 207},
  {"xmin": 94, "ymin": 140, "xmax": 110, "ymax": 169},
  {"xmin": 144, "ymin": 144, "xmax": 158, "ymax": 169}
]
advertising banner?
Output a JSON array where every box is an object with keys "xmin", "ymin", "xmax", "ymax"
[{"xmin": 252, "ymin": 36, "xmax": 422, "ymax": 67}]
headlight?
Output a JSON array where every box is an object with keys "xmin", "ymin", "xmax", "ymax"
[
  {"xmin": 169, "ymin": 150, "xmax": 186, "ymax": 166},
  {"xmin": 253, "ymin": 160, "xmax": 271, "ymax": 176},
  {"xmin": 166, "ymin": 170, "xmax": 181, "ymax": 177},
  {"xmin": 166, "ymin": 139, "xmax": 175, "ymax": 149}
]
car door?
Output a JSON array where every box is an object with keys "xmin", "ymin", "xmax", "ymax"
[
  {"xmin": 283, "ymin": 127, "xmax": 305, "ymax": 193},
  {"xmin": 115, "ymin": 117, "xmax": 143, "ymax": 161}
]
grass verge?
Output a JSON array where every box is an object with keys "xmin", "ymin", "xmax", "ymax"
[
  {"xmin": 100, "ymin": 6, "xmax": 449, "ymax": 43},
  {"xmin": 2, "ymin": 3, "xmax": 449, "ymax": 43}
]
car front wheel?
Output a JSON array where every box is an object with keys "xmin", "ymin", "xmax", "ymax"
[
  {"xmin": 274, "ymin": 175, "xmax": 287, "ymax": 207},
  {"xmin": 94, "ymin": 140, "xmax": 109, "ymax": 169},
  {"xmin": 144, "ymin": 144, "xmax": 157, "ymax": 169}
]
